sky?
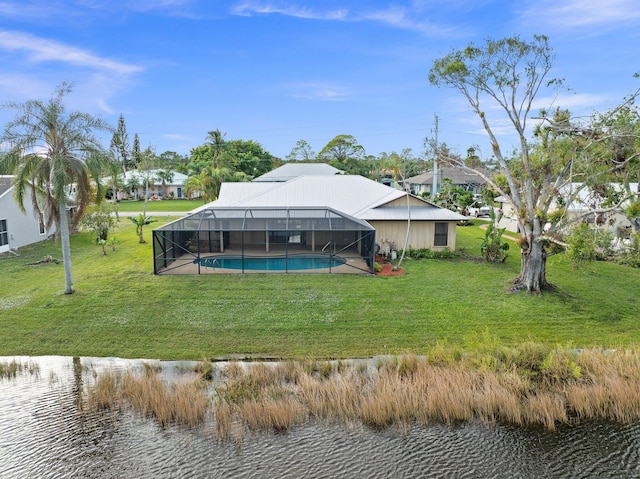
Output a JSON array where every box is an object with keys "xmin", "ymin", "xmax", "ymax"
[{"xmin": 0, "ymin": 0, "xmax": 639, "ymax": 162}]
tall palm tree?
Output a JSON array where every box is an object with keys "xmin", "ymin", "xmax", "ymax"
[
  {"xmin": 205, "ymin": 129, "xmax": 226, "ymax": 168},
  {"xmin": 0, "ymin": 83, "xmax": 111, "ymax": 294},
  {"xmin": 155, "ymin": 169, "xmax": 174, "ymax": 198}
]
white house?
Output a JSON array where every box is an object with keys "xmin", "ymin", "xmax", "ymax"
[
  {"xmin": 153, "ymin": 165, "xmax": 467, "ymax": 275},
  {"xmin": 206, "ymin": 166, "xmax": 467, "ymax": 252},
  {"xmin": 117, "ymin": 170, "xmax": 189, "ymax": 200},
  {"xmin": 0, "ymin": 176, "xmax": 53, "ymax": 253},
  {"xmin": 495, "ymin": 183, "xmax": 639, "ymax": 236}
]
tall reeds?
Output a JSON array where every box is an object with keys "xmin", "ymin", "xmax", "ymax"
[
  {"xmin": 0, "ymin": 359, "xmax": 40, "ymax": 379},
  {"xmin": 80, "ymin": 346, "xmax": 640, "ymax": 441}
]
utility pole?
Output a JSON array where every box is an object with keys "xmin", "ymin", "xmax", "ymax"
[{"xmin": 432, "ymin": 114, "xmax": 439, "ymax": 197}]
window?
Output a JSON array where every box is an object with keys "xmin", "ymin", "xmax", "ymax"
[
  {"xmin": 0, "ymin": 220, "xmax": 8, "ymax": 247},
  {"xmin": 434, "ymin": 222, "xmax": 448, "ymax": 247}
]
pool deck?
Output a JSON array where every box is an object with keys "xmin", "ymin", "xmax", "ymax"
[{"xmin": 155, "ymin": 247, "xmax": 372, "ymax": 275}]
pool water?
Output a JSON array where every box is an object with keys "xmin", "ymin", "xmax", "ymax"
[{"xmin": 197, "ymin": 254, "xmax": 346, "ymax": 271}]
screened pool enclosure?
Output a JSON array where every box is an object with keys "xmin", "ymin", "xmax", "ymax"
[{"xmin": 153, "ymin": 206, "xmax": 376, "ymax": 274}]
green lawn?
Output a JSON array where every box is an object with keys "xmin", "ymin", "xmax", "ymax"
[
  {"xmin": 114, "ymin": 199, "xmax": 204, "ymax": 213},
  {"xmin": 1, "ymin": 221, "xmax": 638, "ymax": 360}
]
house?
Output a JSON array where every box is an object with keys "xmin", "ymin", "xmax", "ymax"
[
  {"xmin": 404, "ymin": 167, "xmax": 490, "ymax": 196},
  {"xmin": 0, "ymin": 176, "xmax": 53, "ymax": 253},
  {"xmin": 495, "ymin": 183, "xmax": 639, "ymax": 235},
  {"xmin": 118, "ymin": 170, "xmax": 189, "ymax": 200},
  {"xmin": 152, "ymin": 166, "xmax": 466, "ymax": 275}
]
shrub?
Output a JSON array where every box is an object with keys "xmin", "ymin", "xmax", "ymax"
[{"xmin": 479, "ymin": 208, "xmax": 509, "ymax": 263}]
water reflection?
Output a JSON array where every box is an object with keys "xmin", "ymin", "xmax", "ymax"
[{"xmin": 0, "ymin": 356, "xmax": 639, "ymax": 478}]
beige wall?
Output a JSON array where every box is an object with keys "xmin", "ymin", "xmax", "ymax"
[
  {"xmin": 369, "ymin": 220, "xmax": 458, "ymax": 252},
  {"xmin": 386, "ymin": 196, "xmax": 431, "ymax": 207}
]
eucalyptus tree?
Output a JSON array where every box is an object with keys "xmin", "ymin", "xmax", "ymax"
[
  {"xmin": 286, "ymin": 139, "xmax": 316, "ymax": 162},
  {"xmin": 0, "ymin": 83, "xmax": 111, "ymax": 294},
  {"xmin": 429, "ymin": 35, "xmax": 640, "ymax": 293}
]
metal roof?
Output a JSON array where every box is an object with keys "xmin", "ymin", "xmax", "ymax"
[
  {"xmin": 361, "ymin": 206, "xmax": 467, "ymax": 221},
  {"xmin": 157, "ymin": 206, "xmax": 374, "ymax": 232},
  {"xmin": 213, "ymin": 175, "xmax": 406, "ymax": 216},
  {"xmin": 252, "ymin": 163, "xmax": 343, "ymax": 182},
  {"xmin": 405, "ymin": 167, "xmax": 491, "ymax": 185},
  {"xmin": 191, "ymin": 174, "xmax": 467, "ymax": 222},
  {"xmin": 0, "ymin": 176, "xmax": 13, "ymax": 198}
]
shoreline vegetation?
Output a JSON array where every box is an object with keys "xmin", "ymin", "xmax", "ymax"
[{"xmin": 3, "ymin": 345, "xmax": 635, "ymax": 441}]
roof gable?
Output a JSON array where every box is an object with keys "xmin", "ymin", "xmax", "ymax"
[{"xmin": 0, "ymin": 176, "xmax": 14, "ymax": 199}]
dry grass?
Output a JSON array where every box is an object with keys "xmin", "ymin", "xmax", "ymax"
[
  {"xmin": 80, "ymin": 347, "xmax": 640, "ymax": 440},
  {"xmin": 0, "ymin": 359, "xmax": 40, "ymax": 379}
]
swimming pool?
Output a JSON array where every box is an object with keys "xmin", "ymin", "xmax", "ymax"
[{"xmin": 197, "ymin": 254, "xmax": 346, "ymax": 271}]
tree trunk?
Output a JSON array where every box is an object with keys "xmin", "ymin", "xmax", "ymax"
[
  {"xmin": 58, "ymin": 200, "xmax": 75, "ymax": 294},
  {"xmin": 512, "ymin": 238, "xmax": 550, "ymax": 294}
]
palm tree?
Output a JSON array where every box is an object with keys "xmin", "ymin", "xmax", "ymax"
[
  {"xmin": 129, "ymin": 213, "xmax": 156, "ymax": 244},
  {"xmin": 0, "ymin": 83, "xmax": 111, "ymax": 294},
  {"xmin": 125, "ymin": 174, "xmax": 141, "ymax": 199},
  {"xmin": 155, "ymin": 169, "xmax": 174, "ymax": 198},
  {"xmin": 205, "ymin": 129, "xmax": 226, "ymax": 168}
]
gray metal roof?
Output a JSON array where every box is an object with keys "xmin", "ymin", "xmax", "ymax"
[
  {"xmin": 362, "ymin": 206, "xmax": 467, "ymax": 221},
  {"xmin": 0, "ymin": 176, "xmax": 13, "ymax": 198},
  {"xmin": 198, "ymin": 174, "xmax": 466, "ymax": 222},
  {"xmin": 252, "ymin": 163, "xmax": 343, "ymax": 182},
  {"xmin": 405, "ymin": 167, "xmax": 491, "ymax": 185},
  {"xmin": 213, "ymin": 175, "xmax": 405, "ymax": 216}
]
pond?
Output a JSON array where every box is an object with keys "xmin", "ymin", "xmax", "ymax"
[{"xmin": 1, "ymin": 356, "xmax": 638, "ymax": 478}]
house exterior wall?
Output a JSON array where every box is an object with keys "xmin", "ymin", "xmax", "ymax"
[
  {"xmin": 0, "ymin": 185, "xmax": 52, "ymax": 253},
  {"xmin": 368, "ymin": 220, "xmax": 458, "ymax": 252},
  {"xmin": 385, "ymin": 196, "xmax": 432, "ymax": 207}
]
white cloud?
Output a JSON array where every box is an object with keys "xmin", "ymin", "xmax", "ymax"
[
  {"xmin": 230, "ymin": 1, "xmax": 456, "ymax": 35},
  {"xmin": 359, "ymin": 5, "xmax": 456, "ymax": 36},
  {"xmin": 520, "ymin": 0, "xmax": 640, "ymax": 29},
  {"xmin": 531, "ymin": 92, "xmax": 613, "ymax": 114},
  {"xmin": 0, "ymin": 30, "xmax": 143, "ymax": 76},
  {"xmin": 285, "ymin": 82, "xmax": 350, "ymax": 101},
  {"xmin": 231, "ymin": 2, "xmax": 347, "ymax": 20}
]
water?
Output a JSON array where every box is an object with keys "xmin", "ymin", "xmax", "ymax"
[
  {"xmin": 197, "ymin": 254, "xmax": 346, "ymax": 271},
  {"xmin": 1, "ymin": 356, "xmax": 639, "ymax": 478}
]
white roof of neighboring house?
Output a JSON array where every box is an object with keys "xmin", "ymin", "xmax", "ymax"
[
  {"xmin": 201, "ymin": 174, "xmax": 466, "ymax": 221},
  {"xmin": 253, "ymin": 163, "xmax": 343, "ymax": 182},
  {"xmin": 0, "ymin": 176, "xmax": 13, "ymax": 198}
]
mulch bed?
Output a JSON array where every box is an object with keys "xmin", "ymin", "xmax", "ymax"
[{"xmin": 374, "ymin": 255, "xmax": 405, "ymax": 276}]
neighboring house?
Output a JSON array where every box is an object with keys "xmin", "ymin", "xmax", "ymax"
[
  {"xmin": 495, "ymin": 183, "xmax": 640, "ymax": 235},
  {"xmin": 404, "ymin": 167, "xmax": 490, "ymax": 196},
  {"xmin": 0, "ymin": 176, "xmax": 53, "ymax": 253},
  {"xmin": 118, "ymin": 170, "xmax": 189, "ymax": 200},
  {"xmin": 252, "ymin": 163, "xmax": 343, "ymax": 182}
]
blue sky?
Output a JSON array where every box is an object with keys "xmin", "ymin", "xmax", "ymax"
[{"xmin": 1, "ymin": 0, "xmax": 639, "ymax": 161}]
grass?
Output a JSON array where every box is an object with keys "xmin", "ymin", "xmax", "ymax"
[
  {"xmin": 114, "ymin": 199, "xmax": 204, "ymax": 213},
  {"xmin": 1, "ymin": 220, "xmax": 639, "ymax": 360},
  {"xmin": 79, "ymin": 347, "xmax": 640, "ymax": 438}
]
